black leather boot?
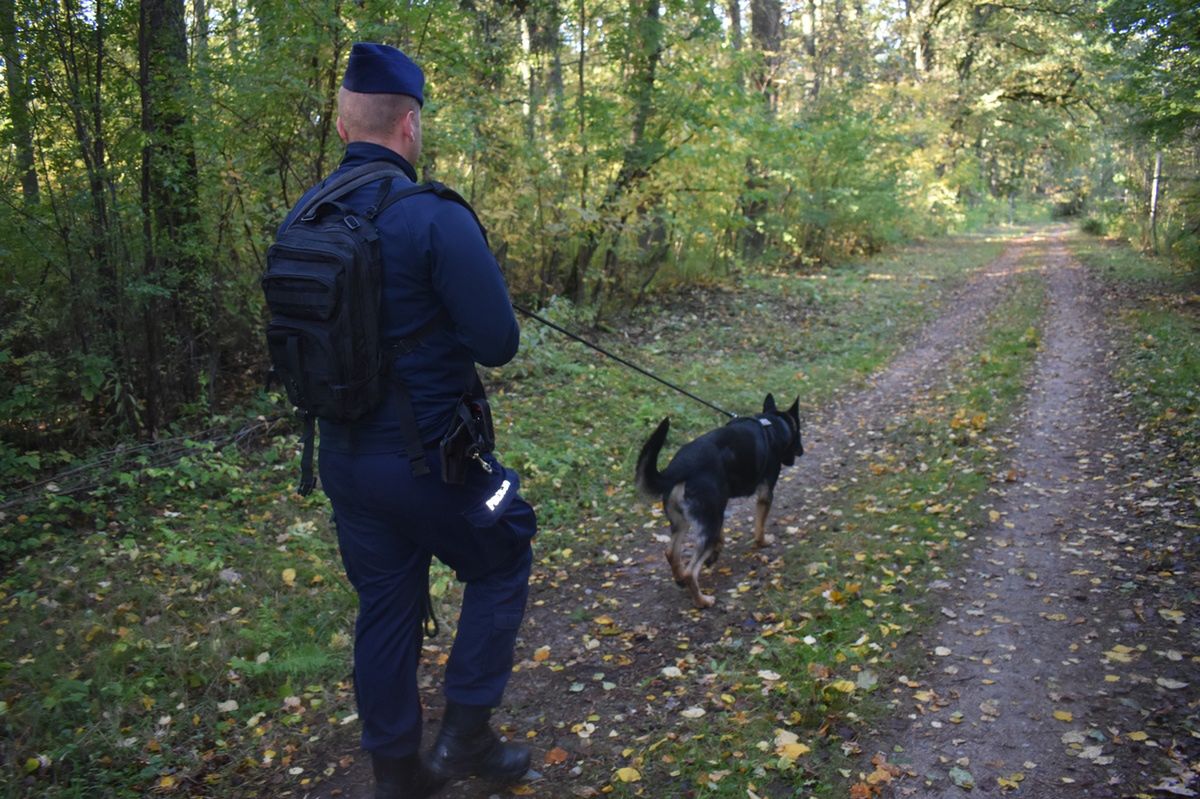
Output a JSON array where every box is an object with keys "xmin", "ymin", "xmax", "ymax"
[
  {"xmin": 426, "ymin": 701, "xmax": 531, "ymax": 782},
  {"xmin": 372, "ymin": 752, "xmax": 447, "ymax": 799}
]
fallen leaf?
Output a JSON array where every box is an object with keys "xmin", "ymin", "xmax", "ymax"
[
  {"xmin": 544, "ymin": 747, "xmax": 569, "ymax": 765},
  {"xmin": 1053, "ymin": 710, "xmax": 1073, "ymax": 722},
  {"xmin": 778, "ymin": 742, "xmax": 811, "ymax": 759},
  {"xmin": 615, "ymin": 767, "xmax": 641, "ymax": 782},
  {"xmin": 949, "ymin": 766, "xmax": 975, "ymax": 789}
]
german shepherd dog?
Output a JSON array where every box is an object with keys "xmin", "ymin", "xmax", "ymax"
[{"xmin": 635, "ymin": 395, "xmax": 804, "ymax": 608}]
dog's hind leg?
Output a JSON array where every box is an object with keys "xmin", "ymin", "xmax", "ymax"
[
  {"xmin": 753, "ymin": 482, "xmax": 775, "ymax": 547},
  {"xmin": 684, "ymin": 544, "xmax": 717, "ymax": 608},
  {"xmin": 684, "ymin": 518, "xmax": 720, "ymax": 609},
  {"xmin": 664, "ymin": 484, "xmax": 689, "ymax": 586}
]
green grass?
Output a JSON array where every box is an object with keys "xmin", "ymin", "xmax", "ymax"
[
  {"xmin": 0, "ymin": 229, "xmax": 1015, "ymax": 797},
  {"xmin": 1068, "ymin": 232, "xmax": 1200, "ymax": 470},
  {"xmin": 600, "ymin": 263, "xmax": 1047, "ymax": 798}
]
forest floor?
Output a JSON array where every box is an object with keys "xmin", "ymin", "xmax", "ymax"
[{"xmin": 296, "ymin": 227, "xmax": 1196, "ymax": 798}]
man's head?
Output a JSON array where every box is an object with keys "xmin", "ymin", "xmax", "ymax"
[{"xmin": 337, "ymin": 43, "xmax": 425, "ymax": 164}]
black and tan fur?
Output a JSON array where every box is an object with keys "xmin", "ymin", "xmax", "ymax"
[{"xmin": 635, "ymin": 394, "xmax": 804, "ymax": 608}]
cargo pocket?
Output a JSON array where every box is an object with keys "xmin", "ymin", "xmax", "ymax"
[
  {"xmin": 488, "ymin": 610, "xmax": 525, "ymax": 675},
  {"xmin": 460, "ymin": 462, "xmax": 521, "ymax": 528}
]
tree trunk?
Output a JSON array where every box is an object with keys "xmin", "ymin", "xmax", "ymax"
[
  {"xmin": 801, "ymin": 0, "xmax": 820, "ymax": 100},
  {"xmin": 140, "ymin": 0, "xmax": 203, "ymax": 428},
  {"xmin": 751, "ymin": 0, "xmax": 782, "ymax": 112},
  {"xmin": 0, "ymin": 0, "xmax": 39, "ymax": 205},
  {"xmin": 1149, "ymin": 150, "xmax": 1163, "ymax": 254},
  {"xmin": 570, "ymin": 0, "xmax": 664, "ymax": 306},
  {"xmin": 741, "ymin": 0, "xmax": 782, "ymax": 259},
  {"xmin": 52, "ymin": 1, "xmax": 132, "ymax": 428}
]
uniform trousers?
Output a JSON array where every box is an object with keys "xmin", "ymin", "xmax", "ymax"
[{"xmin": 320, "ymin": 445, "xmax": 536, "ymax": 758}]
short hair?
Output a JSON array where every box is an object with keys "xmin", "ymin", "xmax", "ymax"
[{"xmin": 337, "ymin": 88, "xmax": 418, "ymax": 141}]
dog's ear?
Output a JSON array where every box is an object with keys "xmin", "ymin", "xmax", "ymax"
[
  {"xmin": 762, "ymin": 393, "xmax": 777, "ymax": 413},
  {"xmin": 787, "ymin": 397, "xmax": 804, "ymax": 458}
]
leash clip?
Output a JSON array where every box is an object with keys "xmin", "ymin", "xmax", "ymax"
[{"xmin": 472, "ymin": 451, "xmax": 495, "ymax": 474}]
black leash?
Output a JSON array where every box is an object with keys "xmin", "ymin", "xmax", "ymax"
[{"xmin": 512, "ymin": 304, "xmax": 736, "ymax": 419}]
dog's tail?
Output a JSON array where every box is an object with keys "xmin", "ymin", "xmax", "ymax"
[{"xmin": 635, "ymin": 417, "xmax": 672, "ymax": 498}]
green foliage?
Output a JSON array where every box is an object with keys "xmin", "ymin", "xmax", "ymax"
[{"xmin": 2, "ymin": 0, "xmax": 1141, "ymax": 448}]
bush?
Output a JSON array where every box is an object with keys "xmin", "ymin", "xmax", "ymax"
[{"xmin": 1081, "ymin": 217, "xmax": 1107, "ymax": 236}]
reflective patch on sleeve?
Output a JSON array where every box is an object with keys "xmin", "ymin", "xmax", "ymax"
[
  {"xmin": 759, "ymin": 418, "xmax": 772, "ymax": 427},
  {"xmin": 485, "ymin": 479, "xmax": 512, "ymax": 512}
]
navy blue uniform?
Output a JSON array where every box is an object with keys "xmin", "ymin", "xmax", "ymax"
[{"xmin": 286, "ymin": 142, "xmax": 536, "ymax": 759}]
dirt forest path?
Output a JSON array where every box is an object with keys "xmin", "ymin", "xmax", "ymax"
[
  {"xmin": 859, "ymin": 233, "xmax": 1198, "ymax": 798},
  {"xmin": 305, "ymin": 228, "xmax": 1198, "ymax": 799}
]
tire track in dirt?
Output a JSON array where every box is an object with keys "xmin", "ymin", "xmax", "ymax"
[{"xmin": 861, "ymin": 235, "xmax": 1199, "ymax": 798}]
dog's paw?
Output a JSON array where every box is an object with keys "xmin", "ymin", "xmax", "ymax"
[
  {"xmin": 753, "ymin": 534, "xmax": 774, "ymax": 548},
  {"xmin": 694, "ymin": 594, "xmax": 715, "ymax": 609}
]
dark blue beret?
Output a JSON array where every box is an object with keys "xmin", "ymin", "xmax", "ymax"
[{"xmin": 342, "ymin": 43, "xmax": 425, "ymax": 106}]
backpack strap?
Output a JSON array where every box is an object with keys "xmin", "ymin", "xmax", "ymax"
[
  {"xmin": 298, "ymin": 412, "xmax": 317, "ymax": 496},
  {"xmin": 287, "ymin": 161, "xmax": 412, "ymax": 229}
]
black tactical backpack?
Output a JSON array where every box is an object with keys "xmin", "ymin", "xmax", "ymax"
[{"xmin": 263, "ymin": 162, "xmax": 444, "ymax": 495}]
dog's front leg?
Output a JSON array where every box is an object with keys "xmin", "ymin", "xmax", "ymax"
[{"xmin": 753, "ymin": 482, "xmax": 774, "ymax": 547}]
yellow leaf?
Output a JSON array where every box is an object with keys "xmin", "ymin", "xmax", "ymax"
[
  {"xmin": 1053, "ymin": 710, "xmax": 1073, "ymax": 722},
  {"xmin": 1126, "ymin": 731, "xmax": 1149, "ymax": 742},
  {"xmin": 615, "ymin": 767, "xmax": 641, "ymax": 782},
  {"xmin": 532, "ymin": 646, "xmax": 550, "ymax": 662},
  {"xmin": 778, "ymin": 743, "xmax": 811, "ymax": 759},
  {"xmin": 830, "ymin": 680, "xmax": 857, "ymax": 694},
  {"xmin": 282, "ymin": 568, "xmax": 297, "ymax": 586},
  {"xmin": 867, "ymin": 766, "xmax": 895, "ymax": 785},
  {"xmin": 1104, "ymin": 646, "xmax": 1135, "ymax": 663},
  {"xmin": 510, "ymin": 784, "xmax": 536, "ymax": 795},
  {"xmin": 159, "ymin": 775, "xmax": 177, "ymax": 790},
  {"xmin": 989, "ymin": 510, "xmax": 1002, "ymax": 523}
]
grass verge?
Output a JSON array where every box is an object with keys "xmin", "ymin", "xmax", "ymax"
[{"xmin": 1067, "ymin": 232, "xmax": 1200, "ymax": 472}]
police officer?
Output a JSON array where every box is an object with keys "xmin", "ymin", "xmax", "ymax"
[{"xmin": 281, "ymin": 43, "xmax": 536, "ymax": 798}]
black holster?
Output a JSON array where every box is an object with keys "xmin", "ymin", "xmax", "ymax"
[{"xmin": 439, "ymin": 377, "xmax": 495, "ymax": 484}]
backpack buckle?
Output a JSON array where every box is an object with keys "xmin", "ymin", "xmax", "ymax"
[{"xmin": 344, "ymin": 215, "xmax": 361, "ymax": 231}]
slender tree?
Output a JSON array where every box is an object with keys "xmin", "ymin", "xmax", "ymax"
[
  {"xmin": 0, "ymin": 0, "xmax": 38, "ymax": 205},
  {"xmin": 139, "ymin": 0, "xmax": 203, "ymax": 428}
]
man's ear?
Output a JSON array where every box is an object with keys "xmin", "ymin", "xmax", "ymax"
[{"xmin": 336, "ymin": 116, "xmax": 350, "ymax": 144}]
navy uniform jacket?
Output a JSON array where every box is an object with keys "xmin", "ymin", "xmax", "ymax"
[{"xmin": 280, "ymin": 142, "xmax": 520, "ymax": 451}]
